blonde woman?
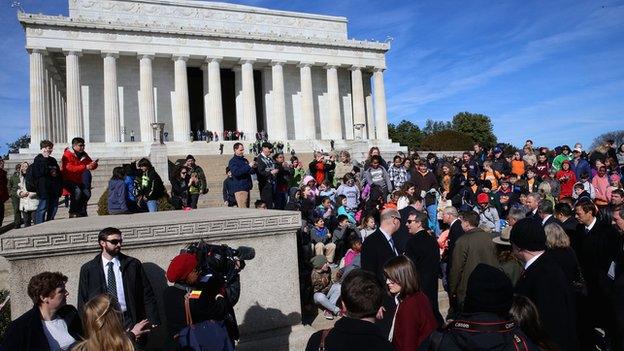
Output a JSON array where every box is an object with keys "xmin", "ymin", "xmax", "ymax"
[
  {"xmin": 71, "ymin": 294, "xmax": 149, "ymax": 351},
  {"xmin": 544, "ymin": 223, "xmax": 584, "ymax": 296}
]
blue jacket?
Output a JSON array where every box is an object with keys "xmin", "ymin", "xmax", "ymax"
[
  {"xmin": 228, "ymin": 155, "xmax": 254, "ymax": 192},
  {"xmin": 570, "ymin": 158, "xmax": 591, "ymax": 181},
  {"xmin": 108, "ymin": 179, "xmax": 128, "ymax": 214}
]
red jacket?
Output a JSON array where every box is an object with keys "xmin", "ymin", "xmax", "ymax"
[
  {"xmin": 555, "ymin": 168, "xmax": 576, "ymax": 199},
  {"xmin": 392, "ymin": 291, "xmax": 438, "ymax": 351},
  {"xmin": 61, "ymin": 147, "xmax": 97, "ymax": 185}
]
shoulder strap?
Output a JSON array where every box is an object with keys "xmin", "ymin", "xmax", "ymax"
[
  {"xmin": 184, "ymin": 293, "xmax": 193, "ymax": 326},
  {"xmin": 318, "ymin": 328, "xmax": 332, "ymax": 351}
]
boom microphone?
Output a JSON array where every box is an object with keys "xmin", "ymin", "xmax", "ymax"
[{"xmin": 233, "ymin": 246, "xmax": 255, "ymax": 261}]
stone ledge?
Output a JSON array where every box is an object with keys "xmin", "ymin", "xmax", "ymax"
[{"xmin": 0, "ymin": 208, "xmax": 301, "ymax": 260}]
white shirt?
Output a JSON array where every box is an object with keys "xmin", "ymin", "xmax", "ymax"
[
  {"xmin": 541, "ymin": 214, "xmax": 552, "ymax": 225},
  {"xmin": 586, "ymin": 217, "xmax": 597, "ymax": 232},
  {"xmin": 102, "ymin": 255, "xmax": 127, "ymax": 312},
  {"xmin": 380, "ymin": 228, "xmax": 398, "ymax": 255},
  {"xmin": 524, "ymin": 251, "xmax": 544, "ymax": 269},
  {"xmin": 42, "ymin": 318, "xmax": 75, "ymax": 351}
]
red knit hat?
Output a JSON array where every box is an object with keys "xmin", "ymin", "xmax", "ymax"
[
  {"xmin": 166, "ymin": 253, "xmax": 198, "ymax": 283},
  {"xmin": 477, "ymin": 193, "xmax": 490, "ymax": 204}
]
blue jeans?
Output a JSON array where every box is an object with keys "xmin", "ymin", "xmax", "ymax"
[
  {"xmin": 427, "ymin": 203, "xmax": 440, "ymax": 236},
  {"xmin": 313, "ymin": 283, "xmax": 341, "ymax": 314},
  {"xmin": 146, "ymin": 200, "xmax": 158, "ymax": 212},
  {"xmin": 35, "ymin": 197, "xmax": 59, "ymax": 224}
]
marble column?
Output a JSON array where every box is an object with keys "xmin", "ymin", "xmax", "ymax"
[
  {"xmin": 173, "ymin": 55, "xmax": 191, "ymax": 142},
  {"xmin": 50, "ymin": 80, "xmax": 58, "ymax": 143},
  {"xmin": 43, "ymin": 69, "xmax": 52, "ymax": 141},
  {"xmin": 54, "ymin": 84, "xmax": 62, "ymax": 143},
  {"xmin": 373, "ymin": 68, "xmax": 389, "ymax": 140},
  {"xmin": 365, "ymin": 73, "xmax": 375, "ymax": 139},
  {"xmin": 60, "ymin": 96, "xmax": 67, "ymax": 143},
  {"xmin": 65, "ymin": 51, "xmax": 83, "ymax": 143},
  {"xmin": 270, "ymin": 61, "xmax": 287, "ymax": 140},
  {"xmin": 207, "ymin": 57, "xmax": 224, "ymax": 136},
  {"xmin": 103, "ymin": 52, "xmax": 121, "ymax": 142},
  {"xmin": 233, "ymin": 67, "xmax": 243, "ymax": 134},
  {"xmin": 298, "ymin": 63, "xmax": 315, "ymax": 140},
  {"xmin": 350, "ymin": 66, "xmax": 366, "ymax": 140},
  {"xmin": 139, "ymin": 54, "xmax": 156, "ymax": 142},
  {"xmin": 325, "ymin": 65, "xmax": 342, "ymax": 140},
  {"xmin": 29, "ymin": 49, "xmax": 46, "ymax": 147},
  {"xmin": 240, "ymin": 60, "xmax": 257, "ymax": 139}
]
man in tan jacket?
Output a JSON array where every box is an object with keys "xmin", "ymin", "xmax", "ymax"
[{"xmin": 449, "ymin": 210, "xmax": 499, "ymax": 318}]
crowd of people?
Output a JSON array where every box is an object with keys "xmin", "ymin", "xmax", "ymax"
[
  {"xmin": 2, "ymin": 136, "xmax": 624, "ymax": 350},
  {"xmin": 222, "ymin": 139, "xmax": 624, "ymax": 351}
]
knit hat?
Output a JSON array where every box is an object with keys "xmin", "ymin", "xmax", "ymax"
[
  {"xmin": 510, "ymin": 217, "xmax": 546, "ymax": 251},
  {"xmin": 463, "ymin": 263, "xmax": 513, "ymax": 315},
  {"xmin": 310, "ymin": 255, "xmax": 327, "ymax": 269},
  {"xmin": 166, "ymin": 253, "xmax": 198, "ymax": 283},
  {"xmin": 477, "ymin": 193, "xmax": 490, "ymax": 204}
]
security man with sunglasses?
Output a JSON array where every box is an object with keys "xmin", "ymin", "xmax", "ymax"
[{"xmin": 77, "ymin": 227, "xmax": 160, "ymax": 335}]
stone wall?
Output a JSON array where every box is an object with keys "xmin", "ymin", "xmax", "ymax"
[{"xmin": 0, "ymin": 208, "xmax": 303, "ymax": 340}]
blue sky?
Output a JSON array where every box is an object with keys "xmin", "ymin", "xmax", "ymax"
[{"xmin": 1, "ymin": 0, "xmax": 623, "ymax": 155}]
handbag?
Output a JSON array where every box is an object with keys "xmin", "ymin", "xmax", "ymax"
[{"xmin": 177, "ymin": 293, "xmax": 234, "ymax": 351}]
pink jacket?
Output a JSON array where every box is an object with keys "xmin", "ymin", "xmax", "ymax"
[{"xmin": 591, "ymin": 174, "xmax": 611, "ymax": 203}]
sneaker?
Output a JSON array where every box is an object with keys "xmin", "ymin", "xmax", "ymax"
[{"xmin": 323, "ymin": 310, "xmax": 334, "ymax": 320}]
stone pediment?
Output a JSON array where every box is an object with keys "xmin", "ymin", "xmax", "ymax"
[{"xmin": 68, "ymin": 0, "xmax": 349, "ymax": 41}]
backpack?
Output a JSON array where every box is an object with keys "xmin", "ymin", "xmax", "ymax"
[
  {"xmin": 24, "ymin": 164, "xmax": 37, "ymax": 192},
  {"xmin": 177, "ymin": 293, "xmax": 234, "ymax": 351}
]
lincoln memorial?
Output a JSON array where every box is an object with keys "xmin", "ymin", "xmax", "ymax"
[{"xmin": 16, "ymin": 0, "xmax": 402, "ymax": 157}]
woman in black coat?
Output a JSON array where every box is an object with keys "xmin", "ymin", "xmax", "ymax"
[
  {"xmin": 170, "ymin": 166, "xmax": 190, "ymax": 210},
  {"xmin": 543, "ymin": 223, "xmax": 584, "ymax": 295},
  {"xmin": 0, "ymin": 272, "xmax": 82, "ymax": 351},
  {"xmin": 136, "ymin": 158, "xmax": 165, "ymax": 212}
]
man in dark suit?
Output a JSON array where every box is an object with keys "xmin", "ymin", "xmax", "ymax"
[
  {"xmin": 554, "ymin": 202, "xmax": 578, "ymax": 238},
  {"xmin": 612, "ymin": 208, "xmax": 624, "ymax": 351},
  {"xmin": 404, "ymin": 211, "xmax": 443, "ymax": 326},
  {"xmin": 573, "ymin": 201, "xmax": 621, "ymax": 351},
  {"xmin": 393, "ymin": 194, "xmax": 424, "ymax": 254},
  {"xmin": 361, "ymin": 208, "xmax": 401, "ymax": 336},
  {"xmin": 525, "ymin": 193, "xmax": 540, "ymax": 219},
  {"xmin": 78, "ymin": 227, "xmax": 160, "ymax": 330},
  {"xmin": 511, "ymin": 218, "xmax": 579, "ymax": 351},
  {"xmin": 538, "ymin": 199, "xmax": 561, "ymax": 227}
]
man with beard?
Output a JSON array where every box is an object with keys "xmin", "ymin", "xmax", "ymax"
[{"xmin": 78, "ymin": 227, "xmax": 160, "ymax": 332}]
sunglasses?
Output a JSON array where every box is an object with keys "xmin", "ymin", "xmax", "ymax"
[{"xmin": 106, "ymin": 239, "xmax": 123, "ymax": 245}]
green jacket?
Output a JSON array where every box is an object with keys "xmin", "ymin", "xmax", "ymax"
[
  {"xmin": 8, "ymin": 172, "xmax": 21, "ymax": 199},
  {"xmin": 449, "ymin": 228, "xmax": 499, "ymax": 306},
  {"xmin": 188, "ymin": 165, "xmax": 208, "ymax": 194},
  {"xmin": 551, "ymin": 154, "xmax": 572, "ymax": 172}
]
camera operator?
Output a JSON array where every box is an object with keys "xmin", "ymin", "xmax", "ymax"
[{"xmin": 163, "ymin": 252, "xmax": 240, "ymax": 350}]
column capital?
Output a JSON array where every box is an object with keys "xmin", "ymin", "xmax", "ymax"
[
  {"xmin": 172, "ymin": 55, "xmax": 189, "ymax": 62},
  {"xmin": 297, "ymin": 62, "xmax": 313, "ymax": 68},
  {"xmin": 27, "ymin": 48, "xmax": 47, "ymax": 55},
  {"xmin": 137, "ymin": 53, "xmax": 155, "ymax": 60},
  {"xmin": 270, "ymin": 60, "xmax": 286, "ymax": 67},
  {"xmin": 206, "ymin": 56, "xmax": 223, "ymax": 63},
  {"xmin": 239, "ymin": 58, "xmax": 255, "ymax": 65},
  {"xmin": 324, "ymin": 64, "xmax": 339, "ymax": 70},
  {"xmin": 63, "ymin": 50, "xmax": 82, "ymax": 56},
  {"xmin": 373, "ymin": 67, "xmax": 386, "ymax": 73},
  {"xmin": 349, "ymin": 65, "xmax": 363, "ymax": 71},
  {"xmin": 101, "ymin": 52, "xmax": 119, "ymax": 59}
]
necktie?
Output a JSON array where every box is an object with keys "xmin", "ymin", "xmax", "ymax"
[
  {"xmin": 584, "ymin": 227, "xmax": 590, "ymax": 235},
  {"xmin": 107, "ymin": 262, "xmax": 118, "ymax": 301},
  {"xmin": 389, "ymin": 237, "xmax": 398, "ymax": 256}
]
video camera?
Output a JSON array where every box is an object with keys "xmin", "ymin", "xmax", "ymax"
[{"xmin": 183, "ymin": 241, "xmax": 255, "ymax": 283}]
